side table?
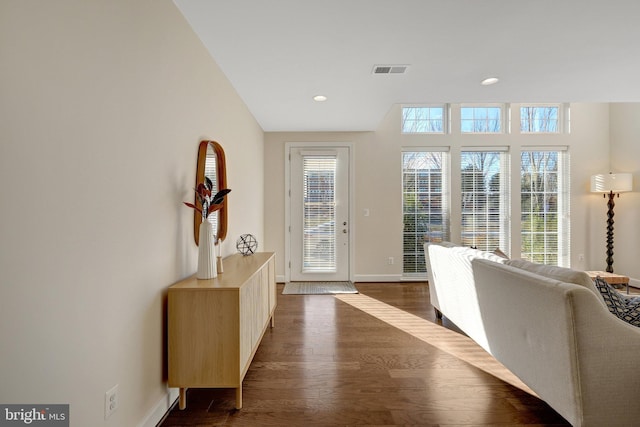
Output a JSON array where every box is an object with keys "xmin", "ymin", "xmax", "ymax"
[{"xmin": 586, "ymin": 271, "xmax": 630, "ymax": 294}]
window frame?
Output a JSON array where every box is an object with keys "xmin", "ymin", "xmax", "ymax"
[
  {"xmin": 520, "ymin": 104, "xmax": 566, "ymax": 134},
  {"xmin": 460, "ymin": 147, "xmax": 511, "ymax": 254},
  {"xmin": 460, "ymin": 103, "xmax": 507, "ymax": 134},
  {"xmin": 401, "ymin": 148, "xmax": 450, "ymax": 277},
  {"xmin": 401, "ymin": 105, "xmax": 447, "ymax": 134},
  {"xmin": 520, "ymin": 147, "xmax": 570, "ymax": 267}
]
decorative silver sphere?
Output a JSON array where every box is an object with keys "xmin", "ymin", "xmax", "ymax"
[{"xmin": 236, "ymin": 234, "xmax": 258, "ymax": 256}]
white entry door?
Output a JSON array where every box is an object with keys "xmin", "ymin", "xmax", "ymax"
[{"xmin": 290, "ymin": 147, "xmax": 350, "ymax": 281}]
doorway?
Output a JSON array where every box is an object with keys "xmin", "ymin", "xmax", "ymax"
[{"xmin": 287, "ymin": 144, "xmax": 352, "ymax": 282}]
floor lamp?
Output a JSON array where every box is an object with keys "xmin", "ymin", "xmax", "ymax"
[{"xmin": 590, "ymin": 172, "xmax": 633, "ymax": 273}]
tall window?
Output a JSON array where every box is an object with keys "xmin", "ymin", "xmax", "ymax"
[
  {"xmin": 460, "ymin": 149, "xmax": 510, "ymax": 252},
  {"xmin": 402, "ymin": 151, "xmax": 450, "ymax": 275},
  {"xmin": 402, "ymin": 106, "xmax": 445, "ymax": 133},
  {"xmin": 461, "ymin": 105, "xmax": 503, "ymax": 133},
  {"xmin": 521, "ymin": 149, "xmax": 570, "ymax": 266},
  {"xmin": 521, "ymin": 105, "xmax": 560, "ymax": 133}
]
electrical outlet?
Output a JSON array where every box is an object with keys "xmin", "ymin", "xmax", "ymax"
[
  {"xmin": 105, "ymin": 384, "xmax": 119, "ymax": 419},
  {"xmin": 388, "ymin": 257, "xmax": 394, "ymax": 265},
  {"xmin": 578, "ymin": 254, "xmax": 585, "ymax": 262}
]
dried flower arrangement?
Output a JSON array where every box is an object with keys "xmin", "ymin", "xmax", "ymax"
[{"xmin": 184, "ymin": 177, "xmax": 231, "ymax": 220}]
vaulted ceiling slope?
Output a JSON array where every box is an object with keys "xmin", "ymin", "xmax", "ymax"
[{"xmin": 174, "ymin": 0, "xmax": 640, "ymax": 132}]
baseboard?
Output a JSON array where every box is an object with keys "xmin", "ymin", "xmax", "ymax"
[
  {"xmin": 138, "ymin": 387, "xmax": 179, "ymax": 427},
  {"xmin": 279, "ymin": 274, "xmax": 425, "ymax": 283},
  {"xmin": 400, "ymin": 275, "xmax": 428, "ymax": 282},
  {"xmin": 353, "ymin": 274, "xmax": 403, "ymax": 283}
]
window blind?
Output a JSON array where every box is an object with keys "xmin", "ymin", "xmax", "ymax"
[
  {"xmin": 302, "ymin": 155, "xmax": 337, "ymax": 272},
  {"xmin": 402, "ymin": 150, "xmax": 450, "ymax": 276},
  {"xmin": 460, "ymin": 149, "xmax": 510, "ymax": 253},
  {"xmin": 520, "ymin": 149, "xmax": 570, "ymax": 266}
]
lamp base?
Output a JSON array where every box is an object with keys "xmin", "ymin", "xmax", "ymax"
[{"xmin": 605, "ymin": 191, "xmax": 615, "ymax": 273}]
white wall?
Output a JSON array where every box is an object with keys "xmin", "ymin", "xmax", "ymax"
[
  {"xmin": 609, "ymin": 103, "xmax": 640, "ymax": 285},
  {"xmin": 0, "ymin": 1, "xmax": 263, "ymax": 426},
  {"xmin": 265, "ymin": 104, "xmax": 610, "ymax": 281}
]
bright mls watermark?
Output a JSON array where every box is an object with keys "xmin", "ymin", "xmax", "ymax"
[{"xmin": 0, "ymin": 405, "xmax": 68, "ymax": 426}]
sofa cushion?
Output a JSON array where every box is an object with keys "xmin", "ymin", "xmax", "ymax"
[
  {"xmin": 450, "ymin": 245, "xmax": 510, "ymax": 264},
  {"xmin": 505, "ymin": 259, "xmax": 606, "ymax": 307},
  {"xmin": 593, "ymin": 276, "xmax": 640, "ymax": 327}
]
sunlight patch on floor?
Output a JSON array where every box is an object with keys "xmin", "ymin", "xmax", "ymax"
[{"xmin": 335, "ymin": 293, "xmax": 536, "ymax": 396}]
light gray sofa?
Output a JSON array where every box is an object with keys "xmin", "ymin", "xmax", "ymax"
[{"xmin": 424, "ymin": 241, "xmax": 640, "ymax": 427}]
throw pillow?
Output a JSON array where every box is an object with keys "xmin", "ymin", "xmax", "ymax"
[
  {"xmin": 593, "ymin": 276, "xmax": 640, "ymax": 327},
  {"xmin": 493, "ymin": 248, "xmax": 509, "ymax": 259}
]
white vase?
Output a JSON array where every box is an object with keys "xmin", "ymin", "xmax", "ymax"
[{"xmin": 196, "ymin": 220, "xmax": 217, "ymax": 279}]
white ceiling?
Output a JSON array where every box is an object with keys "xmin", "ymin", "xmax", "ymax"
[{"xmin": 174, "ymin": 0, "xmax": 640, "ymax": 132}]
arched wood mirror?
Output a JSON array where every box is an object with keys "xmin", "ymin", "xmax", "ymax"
[{"xmin": 194, "ymin": 140, "xmax": 228, "ymax": 245}]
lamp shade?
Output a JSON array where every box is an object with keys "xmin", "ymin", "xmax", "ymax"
[{"xmin": 590, "ymin": 173, "xmax": 633, "ymax": 193}]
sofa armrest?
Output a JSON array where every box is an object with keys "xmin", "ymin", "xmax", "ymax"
[
  {"xmin": 472, "ymin": 258, "xmax": 640, "ymax": 427},
  {"xmin": 569, "ymin": 289, "xmax": 640, "ymax": 426}
]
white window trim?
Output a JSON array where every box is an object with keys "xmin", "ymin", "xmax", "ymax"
[
  {"xmin": 519, "ymin": 103, "xmax": 569, "ymax": 134},
  {"xmin": 520, "ymin": 146, "xmax": 570, "ymax": 267},
  {"xmin": 460, "ymin": 103, "xmax": 508, "ymax": 134},
  {"xmin": 401, "ymin": 104, "xmax": 448, "ymax": 134},
  {"xmin": 401, "ymin": 148, "xmax": 451, "ymax": 278},
  {"xmin": 459, "ymin": 147, "xmax": 511, "ymax": 254}
]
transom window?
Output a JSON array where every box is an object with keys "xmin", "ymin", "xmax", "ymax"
[
  {"xmin": 460, "ymin": 149, "xmax": 510, "ymax": 252},
  {"xmin": 402, "ymin": 106, "xmax": 445, "ymax": 133},
  {"xmin": 521, "ymin": 105, "xmax": 560, "ymax": 133},
  {"xmin": 521, "ymin": 149, "xmax": 570, "ymax": 266},
  {"xmin": 461, "ymin": 105, "xmax": 503, "ymax": 133},
  {"xmin": 402, "ymin": 150, "xmax": 450, "ymax": 275}
]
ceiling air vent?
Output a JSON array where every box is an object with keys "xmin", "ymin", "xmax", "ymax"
[{"xmin": 372, "ymin": 65, "xmax": 409, "ymax": 74}]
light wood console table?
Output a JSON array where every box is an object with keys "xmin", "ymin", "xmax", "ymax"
[
  {"xmin": 168, "ymin": 252, "xmax": 276, "ymax": 410},
  {"xmin": 586, "ymin": 270, "xmax": 630, "ymax": 294}
]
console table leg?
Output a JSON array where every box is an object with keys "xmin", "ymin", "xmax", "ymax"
[
  {"xmin": 235, "ymin": 386, "xmax": 242, "ymax": 409},
  {"xmin": 270, "ymin": 315, "xmax": 275, "ymax": 328},
  {"xmin": 179, "ymin": 387, "xmax": 187, "ymax": 410}
]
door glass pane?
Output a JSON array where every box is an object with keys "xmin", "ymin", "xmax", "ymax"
[{"xmin": 303, "ymin": 156, "xmax": 336, "ymax": 272}]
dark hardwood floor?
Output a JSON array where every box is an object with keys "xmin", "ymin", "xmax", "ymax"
[{"xmin": 159, "ymin": 282, "xmax": 569, "ymax": 426}]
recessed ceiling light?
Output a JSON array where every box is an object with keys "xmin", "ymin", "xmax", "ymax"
[
  {"xmin": 313, "ymin": 95, "xmax": 327, "ymax": 102},
  {"xmin": 481, "ymin": 77, "xmax": 499, "ymax": 86}
]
